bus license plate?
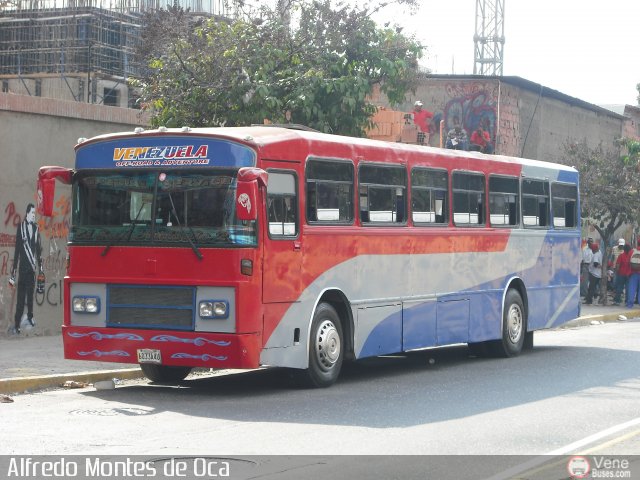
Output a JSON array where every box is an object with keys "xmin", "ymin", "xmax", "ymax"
[{"xmin": 137, "ymin": 349, "xmax": 161, "ymax": 364}]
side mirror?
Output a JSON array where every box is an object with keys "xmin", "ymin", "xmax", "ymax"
[
  {"xmin": 37, "ymin": 166, "xmax": 72, "ymax": 217},
  {"xmin": 235, "ymin": 167, "xmax": 267, "ymax": 221}
]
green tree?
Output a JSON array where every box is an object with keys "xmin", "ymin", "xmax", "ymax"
[
  {"xmin": 564, "ymin": 139, "xmax": 640, "ymax": 304},
  {"xmin": 133, "ymin": 0, "xmax": 424, "ymax": 135}
]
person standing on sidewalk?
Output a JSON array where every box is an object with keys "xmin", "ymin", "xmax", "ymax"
[
  {"xmin": 625, "ymin": 240, "xmax": 640, "ymax": 308},
  {"xmin": 9, "ymin": 203, "xmax": 43, "ymax": 334},
  {"xmin": 584, "ymin": 242, "xmax": 602, "ymax": 305},
  {"xmin": 580, "ymin": 237, "xmax": 594, "ymax": 297},
  {"xmin": 613, "ymin": 244, "xmax": 632, "ymax": 306}
]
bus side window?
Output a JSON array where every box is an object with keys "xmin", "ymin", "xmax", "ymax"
[
  {"xmin": 522, "ymin": 179, "xmax": 550, "ymax": 228},
  {"xmin": 305, "ymin": 158, "xmax": 354, "ymax": 224},
  {"xmin": 489, "ymin": 175, "xmax": 519, "ymax": 227},
  {"xmin": 452, "ymin": 171, "xmax": 485, "ymax": 226},
  {"xmin": 266, "ymin": 171, "xmax": 298, "ymax": 237},
  {"xmin": 359, "ymin": 163, "xmax": 407, "ymax": 225},
  {"xmin": 411, "ymin": 168, "xmax": 448, "ymax": 225},
  {"xmin": 551, "ymin": 182, "xmax": 578, "ymax": 228}
]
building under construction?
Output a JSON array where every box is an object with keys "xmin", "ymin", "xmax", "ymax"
[{"xmin": 0, "ymin": 0, "xmax": 231, "ymax": 106}]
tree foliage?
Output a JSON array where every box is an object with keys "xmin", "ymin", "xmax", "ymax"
[
  {"xmin": 132, "ymin": 0, "xmax": 424, "ymax": 135},
  {"xmin": 564, "ymin": 139, "xmax": 640, "ymax": 302}
]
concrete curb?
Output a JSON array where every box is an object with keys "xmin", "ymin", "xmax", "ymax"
[
  {"xmin": 3, "ymin": 308, "xmax": 639, "ymax": 397},
  {"xmin": 562, "ymin": 308, "xmax": 640, "ymax": 328},
  {"xmin": 0, "ymin": 368, "xmax": 143, "ymax": 395}
]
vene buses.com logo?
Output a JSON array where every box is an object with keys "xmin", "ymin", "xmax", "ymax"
[{"xmin": 567, "ymin": 456, "xmax": 591, "ymax": 478}]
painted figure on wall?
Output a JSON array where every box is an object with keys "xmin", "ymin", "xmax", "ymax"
[
  {"xmin": 9, "ymin": 203, "xmax": 44, "ymax": 334},
  {"xmin": 443, "ymin": 83, "xmax": 497, "ymax": 153}
]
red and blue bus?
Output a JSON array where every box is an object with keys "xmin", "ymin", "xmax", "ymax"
[{"xmin": 38, "ymin": 125, "xmax": 580, "ymax": 387}]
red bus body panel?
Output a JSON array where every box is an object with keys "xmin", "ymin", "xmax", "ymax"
[{"xmin": 60, "ymin": 127, "xmax": 580, "ymax": 373}]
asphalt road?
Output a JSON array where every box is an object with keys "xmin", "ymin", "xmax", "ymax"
[{"xmin": 2, "ymin": 320, "xmax": 640, "ymax": 464}]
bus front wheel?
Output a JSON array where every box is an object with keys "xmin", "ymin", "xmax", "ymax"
[
  {"xmin": 488, "ymin": 289, "xmax": 526, "ymax": 357},
  {"xmin": 296, "ymin": 302, "xmax": 344, "ymax": 388},
  {"xmin": 140, "ymin": 364, "xmax": 192, "ymax": 383}
]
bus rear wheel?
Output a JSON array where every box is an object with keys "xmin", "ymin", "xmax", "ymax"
[
  {"xmin": 295, "ymin": 302, "xmax": 344, "ymax": 388},
  {"xmin": 488, "ymin": 289, "xmax": 526, "ymax": 357},
  {"xmin": 140, "ymin": 364, "xmax": 192, "ymax": 383}
]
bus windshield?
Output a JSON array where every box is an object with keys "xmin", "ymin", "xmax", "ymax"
[{"xmin": 70, "ymin": 169, "xmax": 257, "ymax": 247}]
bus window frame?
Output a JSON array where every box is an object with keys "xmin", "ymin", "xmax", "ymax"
[
  {"xmin": 266, "ymin": 169, "xmax": 300, "ymax": 240},
  {"xmin": 451, "ymin": 169, "xmax": 486, "ymax": 227},
  {"xmin": 358, "ymin": 161, "xmax": 408, "ymax": 227},
  {"xmin": 488, "ymin": 174, "xmax": 520, "ymax": 228},
  {"xmin": 521, "ymin": 177, "xmax": 551, "ymax": 229},
  {"xmin": 305, "ymin": 156, "xmax": 355, "ymax": 226},
  {"xmin": 551, "ymin": 181, "xmax": 579, "ymax": 229},
  {"xmin": 410, "ymin": 166, "xmax": 449, "ymax": 227}
]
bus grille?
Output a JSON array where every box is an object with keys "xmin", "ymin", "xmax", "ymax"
[{"xmin": 107, "ymin": 285, "xmax": 195, "ymax": 330}]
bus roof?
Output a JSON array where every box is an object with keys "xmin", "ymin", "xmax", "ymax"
[{"xmin": 76, "ymin": 125, "xmax": 578, "ymax": 175}]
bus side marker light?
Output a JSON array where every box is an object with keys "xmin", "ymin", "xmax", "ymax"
[
  {"xmin": 199, "ymin": 301, "xmax": 229, "ymax": 319},
  {"xmin": 241, "ymin": 259, "xmax": 253, "ymax": 276}
]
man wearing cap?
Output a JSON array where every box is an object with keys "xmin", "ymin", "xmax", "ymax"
[
  {"xmin": 612, "ymin": 238, "xmax": 625, "ymax": 263},
  {"xmin": 412, "ymin": 100, "xmax": 433, "ymax": 145}
]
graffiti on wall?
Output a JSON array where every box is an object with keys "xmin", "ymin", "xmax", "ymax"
[
  {"xmin": 440, "ymin": 82, "xmax": 498, "ymax": 151},
  {"xmin": 1, "ymin": 194, "xmax": 70, "ymax": 335}
]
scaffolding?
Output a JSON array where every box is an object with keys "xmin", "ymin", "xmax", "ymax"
[
  {"xmin": 473, "ymin": 0, "xmax": 505, "ymax": 76},
  {"xmin": 0, "ymin": 0, "xmax": 231, "ymax": 103},
  {"xmin": 0, "ymin": 0, "xmax": 230, "ymax": 16}
]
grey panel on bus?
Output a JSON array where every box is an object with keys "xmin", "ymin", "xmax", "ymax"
[
  {"xmin": 195, "ymin": 286, "xmax": 236, "ymax": 333},
  {"xmin": 69, "ymin": 283, "xmax": 107, "ymax": 327}
]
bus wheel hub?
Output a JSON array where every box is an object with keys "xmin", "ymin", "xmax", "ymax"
[{"xmin": 315, "ymin": 320, "xmax": 341, "ymax": 369}]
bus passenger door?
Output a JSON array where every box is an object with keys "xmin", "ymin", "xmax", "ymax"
[{"xmin": 262, "ymin": 169, "xmax": 302, "ymax": 303}]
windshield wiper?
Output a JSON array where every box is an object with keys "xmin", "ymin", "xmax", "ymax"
[
  {"xmin": 101, "ymin": 202, "xmax": 148, "ymax": 257},
  {"xmin": 167, "ymin": 193, "xmax": 203, "ymax": 260}
]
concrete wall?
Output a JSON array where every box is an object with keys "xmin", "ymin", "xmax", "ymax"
[
  {"xmin": 374, "ymin": 75, "xmax": 629, "ymax": 163},
  {"xmin": 500, "ymin": 83, "xmax": 624, "ymax": 163},
  {"xmin": 0, "ymin": 93, "xmax": 149, "ymax": 337},
  {"xmin": 4, "ymin": 76, "xmax": 131, "ymax": 107}
]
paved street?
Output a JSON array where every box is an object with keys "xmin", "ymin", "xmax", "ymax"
[{"xmin": 2, "ymin": 319, "xmax": 640, "ymax": 458}]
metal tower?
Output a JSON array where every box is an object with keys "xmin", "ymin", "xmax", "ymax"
[{"xmin": 473, "ymin": 0, "xmax": 505, "ymax": 76}]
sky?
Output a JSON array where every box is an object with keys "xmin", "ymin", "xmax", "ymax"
[{"xmin": 383, "ymin": 0, "xmax": 640, "ymax": 107}]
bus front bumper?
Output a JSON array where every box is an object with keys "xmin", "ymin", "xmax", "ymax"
[{"xmin": 62, "ymin": 326, "xmax": 261, "ymax": 369}]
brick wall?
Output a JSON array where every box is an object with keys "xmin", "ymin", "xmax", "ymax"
[{"xmin": 369, "ymin": 75, "xmax": 631, "ymax": 162}]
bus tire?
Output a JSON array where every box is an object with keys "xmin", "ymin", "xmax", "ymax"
[
  {"xmin": 488, "ymin": 289, "xmax": 526, "ymax": 358},
  {"xmin": 296, "ymin": 302, "xmax": 344, "ymax": 388},
  {"xmin": 140, "ymin": 364, "xmax": 192, "ymax": 383}
]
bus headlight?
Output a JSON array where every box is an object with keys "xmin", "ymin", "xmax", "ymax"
[
  {"xmin": 199, "ymin": 300, "xmax": 229, "ymax": 319},
  {"xmin": 72, "ymin": 296, "xmax": 101, "ymax": 314}
]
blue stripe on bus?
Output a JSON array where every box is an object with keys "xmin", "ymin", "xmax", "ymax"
[
  {"xmin": 76, "ymin": 136, "xmax": 257, "ymax": 169},
  {"xmin": 357, "ymin": 232, "xmax": 580, "ymax": 358}
]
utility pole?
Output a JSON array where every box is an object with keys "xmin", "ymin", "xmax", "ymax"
[{"xmin": 473, "ymin": 0, "xmax": 505, "ymax": 76}]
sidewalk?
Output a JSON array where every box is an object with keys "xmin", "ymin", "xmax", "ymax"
[
  {"xmin": 0, "ymin": 334, "xmax": 142, "ymax": 396},
  {"xmin": 1, "ymin": 304, "xmax": 639, "ymax": 396}
]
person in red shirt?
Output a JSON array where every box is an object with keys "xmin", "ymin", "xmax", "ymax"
[
  {"xmin": 412, "ymin": 101, "xmax": 433, "ymax": 145},
  {"xmin": 470, "ymin": 124, "xmax": 493, "ymax": 153},
  {"xmin": 614, "ymin": 243, "xmax": 632, "ymax": 305}
]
